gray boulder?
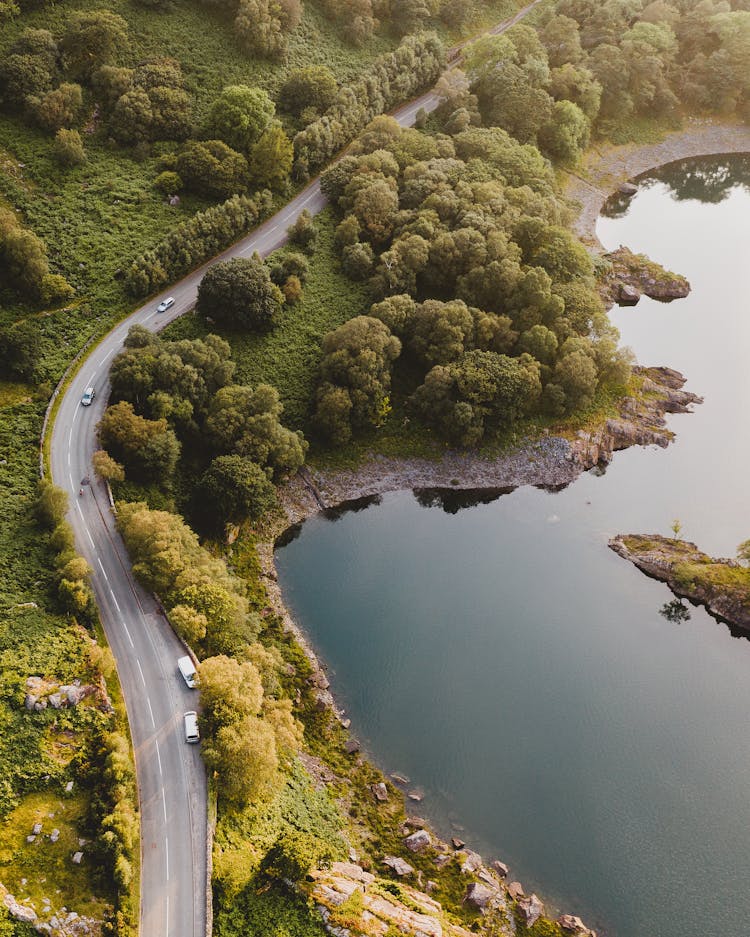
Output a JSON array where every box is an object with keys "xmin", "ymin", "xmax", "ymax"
[
  {"xmin": 492, "ymin": 860, "xmax": 509, "ymax": 878},
  {"xmin": 464, "ymin": 882, "xmax": 495, "ymax": 910},
  {"xmin": 617, "ymin": 283, "xmax": 641, "ymax": 305},
  {"xmin": 371, "ymin": 782, "xmax": 388, "ymax": 803},
  {"xmin": 403, "ymin": 829, "xmax": 431, "ymax": 852},
  {"xmin": 517, "ymin": 894, "xmax": 544, "ymax": 927},
  {"xmin": 557, "ymin": 913, "xmax": 597, "ymax": 936},
  {"xmin": 507, "ymin": 881, "xmax": 525, "ymax": 900},
  {"xmin": 383, "ymin": 856, "xmax": 414, "ymax": 876}
]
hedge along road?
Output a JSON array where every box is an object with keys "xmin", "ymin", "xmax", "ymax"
[{"xmin": 48, "ymin": 5, "xmax": 539, "ymax": 936}]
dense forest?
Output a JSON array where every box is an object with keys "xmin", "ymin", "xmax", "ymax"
[{"xmin": 2, "ymin": 0, "xmax": 750, "ymax": 934}]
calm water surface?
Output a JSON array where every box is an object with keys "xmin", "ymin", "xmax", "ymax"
[{"xmin": 276, "ymin": 157, "xmax": 750, "ymax": 937}]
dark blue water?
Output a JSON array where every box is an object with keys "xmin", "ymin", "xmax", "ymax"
[{"xmin": 276, "ymin": 157, "xmax": 750, "ymax": 937}]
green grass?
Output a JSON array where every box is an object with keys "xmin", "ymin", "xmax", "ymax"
[{"xmin": 0, "ymin": 792, "xmax": 111, "ymax": 924}]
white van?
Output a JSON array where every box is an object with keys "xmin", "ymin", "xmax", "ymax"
[
  {"xmin": 177, "ymin": 655, "xmax": 198, "ymax": 689},
  {"xmin": 184, "ymin": 711, "xmax": 200, "ymax": 744}
]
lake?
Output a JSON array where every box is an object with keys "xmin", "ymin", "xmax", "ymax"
[{"xmin": 275, "ymin": 156, "xmax": 750, "ymax": 937}]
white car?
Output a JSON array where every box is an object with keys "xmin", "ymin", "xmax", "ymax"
[
  {"xmin": 184, "ymin": 711, "xmax": 200, "ymax": 744},
  {"xmin": 156, "ymin": 296, "xmax": 175, "ymax": 313},
  {"xmin": 81, "ymin": 386, "xmax": 95, "ymax": 407}
]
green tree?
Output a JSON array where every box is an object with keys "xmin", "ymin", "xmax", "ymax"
[
  {"xmin": 203, "ymin": 716, "xmax": 279, "ymax": 804},
  {"xmin": 234, "ymin": 0, "xmax": 302, "ymax": 59},
  {"xmin": 539, "ymin": 13, "xmax": 584, "ymax": 67},
  {"xmin": 98, "ymin": 400, "xmax": 180, "ymax": 481},
  {"xmin": 92, "ymin": 449, "xmax": 125, "ymax": 482},
  {"xmin": 205, "ymin": 85, "xmax": 275, "ymax": 154},
  {"xmin": 411, "ymin": 350, "xmax": 542, "ymax": 446},
  {"xmin": 29, "ymin": 82, "xmax": 82, "ymax": 131},
  {"xmin": 176, "ymin": 140, "xmax": 249, "ymax": 199},
  {"xmin": 60, "ymin": 10, "xmax": 129, "ymax": 80},
  {"xmin": 0, "ymin": 29, "xmax": 58, "ymax": 109},
  {"xmin": 263, "ymin": 830, "xmax": 336, "ymax": 881},
  {"xmin": 0, "ymin": 321, "xmax": 42, "ymax": 380},
  {"xmin": 196, "ymin": 455, "xmax": 278, "ymax": 528},
  {"xmin": 35, "ymin": 478, "xmax": 69, "ymax": 529},
  {"xmin": 198, "ymin": 655, "xmax": 264, "ymax": 730},
  {"xmin": 279, "ymin": 66, "xmax": 338, "ymax": 118},
  {"xmin": 0, "ymin": 207, "xmax": 51, "ymax": 299},
  {"xmin": 538, "ymin": 99, "xmax": 590, "ymax": 165},
  {"xmin": 196, "ymin": 256, "xmax": 284, "ymax": 331},
  {"xmin": 111, "ymin": 87, "xmax": 153, "ymax": 144},
  {"xmin": 249, "ymin": 123, "xmax": 293, "ymax": 190},
  {"xmin": 314, "ymin": 316, "xmax": 401, "ymax": 443},
  {"xmin": 286, "ymin": 209, "xmax": 318, "ymax": 252},
  {"xmin": 205, "ymin": 383, "xmax": 307, "ymax": 478}
]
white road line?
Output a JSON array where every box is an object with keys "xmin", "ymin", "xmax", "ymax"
[
  {"xmin": 155, "ymin": 739, "xmax": 163, "ymax": 777},
  {"xmin": 147, "ymin": 696, "xmax": 156, "ymax": 728},
  {"xmin": 162, "ymin": 787, "xmax": 168, "ymax": 823},
  {"xmin": 110, "ymin": 589, "xmax": 121, "ymax": 613},
  {"xmin": 101, "ymin": 347, "xmax": 116, "ymax": 362},
  {"xmin": 136, "ymin": 659, "xmax": 146, "ymax": 688},
  {"xmin": 165, "ymin": 896, "xmax": 169, "ymax": 935},
  {"xmin": 67, "ymin": 452, "xmax": 71, "ymax": 467},
  {"xmin": 70, "ymin": 473, "xmax": 75, "ymax": 490},
  {"xmin": 122, "ymin": 619, "xmax": 135, "ymax": 648},
  {"xmin": 97, "ymin": 557, "xmax": 110, "ymax": 584},
  {"xmin": 165, "ymin": 837, "xmax": 169, "ymax": 881}
]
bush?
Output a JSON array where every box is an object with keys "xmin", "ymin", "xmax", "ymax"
[
  {"xmin": 35, "ymin": 478, "xmax": 69, "ymax": 529},
  {"xmin": 52, "ymin": 128, "xmax": 86, "ymax": 166},
  {"xmin": 286, "ymin": 209, "xmax": 318, "ymax": 252},
  {"xmin": 153, "ymin": 170, "xmax": 182, "ymax": 196}
]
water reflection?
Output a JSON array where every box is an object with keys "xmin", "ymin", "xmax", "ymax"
[{"xmin": 659, "ymin": 598, "xmax": 691, "ymax": 624}]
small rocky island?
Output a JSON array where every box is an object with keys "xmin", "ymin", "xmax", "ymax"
[
  {"xmin": 609, "ymin": 535, "xmax": 750, "ymax": 630},
  {"xmin": 602, "ymin": 246, "xmax": 691, "ymax": 306}
]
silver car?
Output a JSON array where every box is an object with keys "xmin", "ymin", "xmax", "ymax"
[
  {"xmin": 81, "ymin": 386, "xmax": 95, "ymax": 406},
  {"xmin": 156, "ymin": 296, "xmax": 175, "ymax": 313}
]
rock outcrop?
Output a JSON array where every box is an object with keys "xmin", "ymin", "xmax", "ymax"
[
  {"xmin": 609, "ymin": 534, "xmax": 750, "ymax": 630},
  {"xmin": 24, "ymin": 677, "xmax": 102, "ymax": 712},
  {"xmin": 569, "ymin": 366, "xmax": 702, "ymax": 470},
  {"xmin": 558, "ymin": 912, "xmax": 598, "ymax": 936},
  {"xmin": 602, "ymin": 246, "xmax": 690, "ymax": 305},
  {"xmin": 308, "ymin": 862, "xmax": 480, "ymax": 937}
]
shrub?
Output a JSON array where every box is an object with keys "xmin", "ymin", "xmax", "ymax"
[{"xmin": 52, "ymin": 128, "xmax": 86, "ymax": 166}]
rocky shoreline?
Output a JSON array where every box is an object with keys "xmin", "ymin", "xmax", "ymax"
[
  {"xmin": 565, "ymin": 119, "xmax": 750, "ymax": 247},
  {"xmin": 609, "ymin": 535, "xmax": 750, "ymax": 631},
  {"xmin": 272, "ymin": 365, "xmax": 702, "ymax": 526}
]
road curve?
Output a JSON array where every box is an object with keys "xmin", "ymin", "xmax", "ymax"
[{"xmin": 48, "ymin": 6, "xmax": 538, "ymax": 936}]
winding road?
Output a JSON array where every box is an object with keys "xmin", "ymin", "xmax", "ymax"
[{"xmin": 47, "ymin": 5, "xmax": 538, "ymax": 935}]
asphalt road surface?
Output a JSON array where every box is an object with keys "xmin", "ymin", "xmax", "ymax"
[{"xmin": 48, "ymin": 5, "xmax": 538, "ymax": 935}]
